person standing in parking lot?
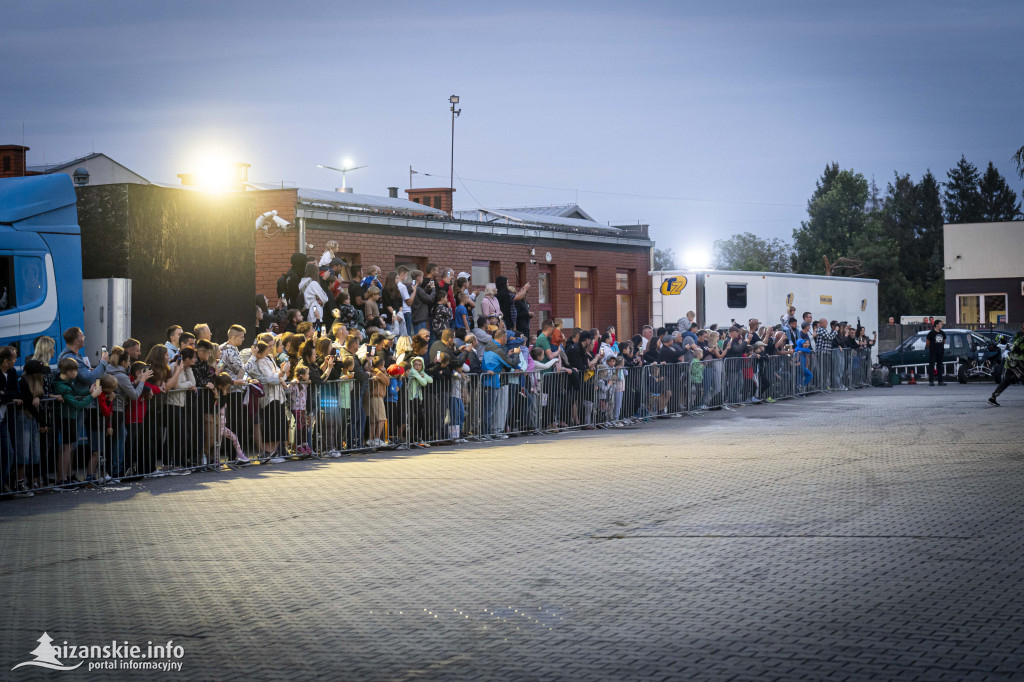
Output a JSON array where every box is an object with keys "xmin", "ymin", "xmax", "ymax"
[{"xmin": 925, "ymin": 320, "xmax": 947, "ymax": 386}]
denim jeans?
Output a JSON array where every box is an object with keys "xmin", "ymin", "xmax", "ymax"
[
  {"xmin": 0, "ymin": 415, "xmax": 12, "ymax": 489},
  {"xmin": 16, "ymin": 412, "xmax": 41, "ymax": 467},
  {"xmin": 107, "ymin": 413, "xmax": 127, "ymax": 477},
  {"xmin": 448, "ymin": 397, "xmax": 465, "ymax": 430},
  {"xmin": 483, "ymin": 386, "xmax": 499, "ymax": 435}
]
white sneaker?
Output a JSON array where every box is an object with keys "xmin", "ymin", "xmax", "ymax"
[
  {"xmin": 150, "ymin": 471, "xmax": 168, "ymax": 478},
  {"xmin": 268, "ymin": 457, "xmax": 286, "ymax": 464}
]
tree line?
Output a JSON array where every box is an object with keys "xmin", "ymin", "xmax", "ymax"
[{"xmin": 654, "ymin": 156, "xmax": 1021, "ymax": 322}]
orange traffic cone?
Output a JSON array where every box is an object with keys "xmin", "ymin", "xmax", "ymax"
[{"xmin": 908, "ymin": 372, "xmax": 917, "ymax": 385}]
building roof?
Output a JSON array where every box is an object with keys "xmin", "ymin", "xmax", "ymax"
[
  {"xmin": 26, "ymin": 152, "xmax": 150, "ymax": 183},
  {"xmin": 452, "ymin": 206, "xmax": 620, "ymax": 233},
  {"xmin": 295, "ymin": 187, "xmax": 449, "ymax": 217},
  {"xmin": 490, "ymin": 203, "xmax": 597, "ymax": 222}
]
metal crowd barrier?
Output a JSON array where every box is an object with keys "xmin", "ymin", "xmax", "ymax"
[{"xmin": 0, "ymin": 349, "xmax": 874, "ymax": 497}]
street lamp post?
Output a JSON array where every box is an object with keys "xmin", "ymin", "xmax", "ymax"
[{"xmin": 449, "ymin": 94, "xmax": 461, "ymax": 214}]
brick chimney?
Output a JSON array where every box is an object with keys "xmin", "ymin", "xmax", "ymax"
[
  {"xmin": 405, "ymin": 187, "xmax": 454, "ymax": 214},
  {"xmin": 0, "ymin": 145, "xmax": 32, "ymax": 178}
]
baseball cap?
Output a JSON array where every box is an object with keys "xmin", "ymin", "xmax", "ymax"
[{"xmin": 458, "ymin": 271, "xmax": 471, "ymax": 280}]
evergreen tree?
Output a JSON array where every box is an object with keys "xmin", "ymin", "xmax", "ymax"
[
  {"xmin": 792, "ymin": 163, "xmax": 868, "ymax": 274},
  {"xmin": 977, "ymin": 161, "xmax": 1021, "ymax": 221},
  {"xmin": 911, "ymin": 170, "xmax": 946, "ymax": 313},
  {"xmin": 942, "ymin": 155, "xmax": 982, "ymax": 223}
]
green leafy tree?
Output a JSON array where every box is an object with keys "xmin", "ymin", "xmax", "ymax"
[
  {"xmin": 652, "ymin": 247, "xmax": 677, "ymax": 271},
  {"xmin": 712, "ymin": 232, "xmax": 792, "ymax": 272},
  {"xmin": 792, "ymin": 163, "xmax": 868, "ymax": 274},
  {"xmin": 849, "ymin": 206, "xmax": 911, "ymax": 322},
  {"xmin": 1013, "ymin": 145, "xmax": 1024, "ymax": 180},
  {"xmin": 977, "ymin": 161, "xmax": 1021, "ymax": 221},
  {"xmin": 943, "ymin": 155, "xmax": 982, "ymax": 223}
]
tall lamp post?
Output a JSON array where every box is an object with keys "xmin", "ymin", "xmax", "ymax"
[{"xmin": 449, "ymin": 94, "xmax": 461, "ymax": 213}]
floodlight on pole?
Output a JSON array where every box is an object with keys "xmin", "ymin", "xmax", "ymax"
[{"xmin": 449, "ymin": 94, "xmax": 461, "ymax": 213}]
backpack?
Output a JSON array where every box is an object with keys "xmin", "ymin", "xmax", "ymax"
[{"xmin": 277, "ymin": 270, "xmax": 301, "ymax": 308}]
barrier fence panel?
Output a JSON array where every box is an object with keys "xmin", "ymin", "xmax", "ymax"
[{"xmin": 2, "ymin": 350, "xmax": 888, "ymax": 498}]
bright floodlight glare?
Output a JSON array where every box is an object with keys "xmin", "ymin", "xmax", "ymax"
[
  {"xmin": 193, "ymin": 155, "xmax": 233, "ymax": 192},
  {"xmin": 450, "ymin": 94, "xmax": 459, "ymax": 104},
  {"xmin": 683, "ymin": 248, "xmax": 712, "ymax": 269},
  {"xmin": 342, "ymin": 158, "xmax": 354, "ymax": 169}
]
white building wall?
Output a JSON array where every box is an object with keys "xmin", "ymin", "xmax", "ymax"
[
  {"xmin": 51, "ymin": 156, "xmax": 148, "ymax": 185},
  {"xmin": 944, "ymin": 222, "xmax": 1024, "ymax": 280}
]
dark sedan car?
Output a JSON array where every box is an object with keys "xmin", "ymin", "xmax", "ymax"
[{"xmin": 877, "ymin": 329, "xmax": 989, "ymax": 369}]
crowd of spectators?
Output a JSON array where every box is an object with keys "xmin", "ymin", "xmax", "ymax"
[{"xmin": 0, "ymin": 248, "xmax": 874, "ymax": 498}]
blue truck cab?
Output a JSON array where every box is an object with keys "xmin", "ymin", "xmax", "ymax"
[{"xmin": 0, "ymin": 174, "xmax": 84, "ymax": 363}]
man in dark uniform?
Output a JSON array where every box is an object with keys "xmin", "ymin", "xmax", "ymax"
[
  {"xmin": 988, "ymin": 321, "xmax": 1024, "ymax": 406},
  {"xmin": 925, "ymin": 320, "xmax": 946, "ymax": 386}
]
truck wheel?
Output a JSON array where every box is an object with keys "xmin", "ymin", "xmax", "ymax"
[{"xmin": 957, "ymin": 365, "xmax": 968, "ymax": 384}]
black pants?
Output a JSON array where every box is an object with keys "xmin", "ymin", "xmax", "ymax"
[
  {"xmin": 928, "ymin": 354, "xmax": 945, "ymax": 382},
  {"xmin": 993, "ymin": 365, "xmax": 1021, "ymax": 397}
]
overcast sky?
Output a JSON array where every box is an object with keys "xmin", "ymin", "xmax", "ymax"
[{"xmin": 3, "ymin": 1, "xmax": 1022, "ymax": 264}]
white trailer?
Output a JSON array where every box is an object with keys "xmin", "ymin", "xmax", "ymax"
[{"xmin": 651, "ymin": 269, "xmax": 879, "ymax": 334}]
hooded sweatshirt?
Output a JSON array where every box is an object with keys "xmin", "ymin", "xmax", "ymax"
[
  {"xmin": 300, "ymin": 276, "xmax": 329, "ymax": 322},
  {"xmin": 105, "ymin": 364, "xmax": 144, "ymax": 412}
]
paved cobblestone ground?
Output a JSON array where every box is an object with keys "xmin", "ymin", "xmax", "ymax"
[{"xmin": 2, "ymin": 383, "xmax": 1023, "ymax": 681}]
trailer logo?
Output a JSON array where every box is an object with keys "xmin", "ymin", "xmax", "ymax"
[
  {"xmin": 820, "ymin": 295, "xmax": 833, "ymax": 305},
  {"xmin": 660, "ymin": 276, "xmax": 687, "ymax": 295},
  {"xmin": 860, "ymin": 298, "xmax": 867, "ymax": 311}
]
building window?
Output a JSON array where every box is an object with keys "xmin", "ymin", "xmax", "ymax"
[
  {"xmin": 412, "ymin": 198, "xmax": 421, "ymax": 204},
  {"xmin": 471, "ymin": 260, "xmax": 494, "ymax": 286},
  {"xmin": 2, "ymin": 156, "xmax": 10, "ymax": 172},
  {"xmin": 537, "ymin": 265, "xmax": 553, "ymax": 328},
  {"xmin": 0, "ymin": 255, "xmax": 15, "ymax": 309},
  {"xmin": 395, "ymin": 255, "xmax": 426, "ymax": 274},
  {"xmin": 726, "ymin": 283, "xmax": 747, "ymax": 308},
  {"xmin": 574, "ymin": 268, "xmax": 593, "ymax": 329},
  {"xmin": 615, "ymin": 269, "xmax": 633, "ymax": 336},
  {"xmin": 957, "ymin": 293, "xmax": 1008, "ymax": 325},
  {"xmin": 433, "ymin": 195, "xmax": 442, "ymax": 208}
]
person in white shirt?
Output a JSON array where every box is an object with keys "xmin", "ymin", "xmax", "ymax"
[
  {"xmin": 639, "ymin": 325, "xmax": 654, "ymax": 353},
  {"xmin": 397, "ymin": 266, "xmax": 413, "ymax": 337},
  {"xmin": 299, "ymin": 262, "xmax": 329, "ymax": 327}
]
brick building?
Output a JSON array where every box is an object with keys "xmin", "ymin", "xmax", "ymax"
[
  {"xmin": 253, "ymin": 186, "xmax": 653, "ymax": 335},
  {"xmin": 1, "ymin": 144, "xmax": 148, "ymax": 185}
]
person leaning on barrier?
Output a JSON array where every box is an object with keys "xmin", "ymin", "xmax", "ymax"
[
  {"xmin": 0, "ymin": 345, "xmax": 23, "ymax": 494},
  {"xmin": 123, "ymin": 338, "xmax": 142, "ymax": 361},
  {"xmin": 657, "ymin": 332, "xmax": 683, "ymax": 364}
]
